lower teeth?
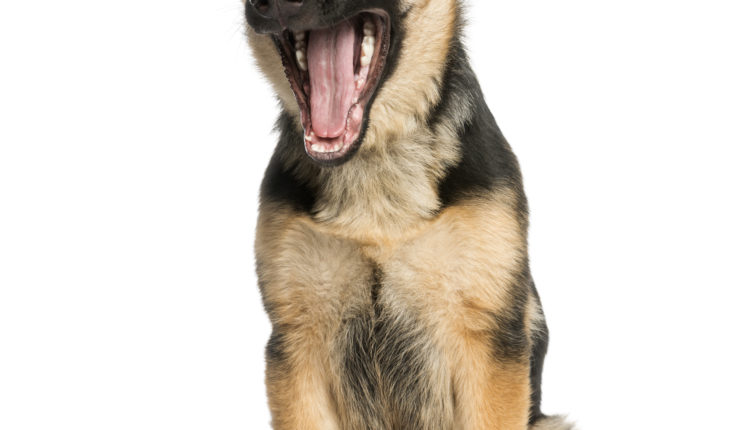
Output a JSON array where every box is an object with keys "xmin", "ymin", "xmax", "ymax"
[{"xmin": 311, "ymin": 142, "xmax": 344, "ymax": 153}]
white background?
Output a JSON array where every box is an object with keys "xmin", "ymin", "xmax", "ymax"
[{"xmin": 1, "ymin": 0, "xmax": 748, "ymax": 429}]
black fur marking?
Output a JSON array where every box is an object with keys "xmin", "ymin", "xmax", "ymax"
[
  {"xmin": 490, "ymin": 279, "xmax": 530, "ymax": 363},
  {"xmin": 375, "ymin": 315, "xmax": 439, "ymax": 429},
  {"xmin": 259, "ymin": 114, "xmax": 317, "ymax": 212},
  {"xmin": 336, "ymin": 269, "xmax": 450, "ymax": 429},
  {"xmin": 431, "ymin": 43, "xmax": 526, "ymax": 215},
  {"xmin": 265, "ymin": 329, "xmax": 287, "ymax": 363},
  {"xmin": 528, "ymin": 280, "xmax": 550, "ymax": 425},
  {"xmin": 340, "ymin": 314, "xmax": 385, "ymax": 429},
  {"xmin": 371, "ymin": 267, "xmax": 383, "ymax": 312},
  {"xmin": 438, "ymin": 101, "xmax": 523, "ymax": 207},
  {"xmin": 251, "ymin": 2, "xmax": 562, "ymax": 426}
]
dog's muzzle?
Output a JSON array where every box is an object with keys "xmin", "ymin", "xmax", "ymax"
[{"xmin": 246, "ymin": 0, "xmax": 316, "ymax": 34}]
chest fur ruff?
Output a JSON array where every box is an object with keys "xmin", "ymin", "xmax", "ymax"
[{"xmin": 255, "ymin": 190, "xmax": 532, "ymax": 429}]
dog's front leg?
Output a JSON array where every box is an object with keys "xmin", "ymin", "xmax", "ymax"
[
  {"xmin": 256, "ymin": 208, "xmax": 376, "ymax": 429},
  {"xmin": 382, "ymin": 193, "xmax": 534, "ymax": 429},
  {"xmin": 264, "ymin": 329, "xmax": 340, "ymax": 430},
  {"xmin": 450, "ymin": 332, "xmax": 531, "ymax": 430}
]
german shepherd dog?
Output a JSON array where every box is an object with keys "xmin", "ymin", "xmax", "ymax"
[{"xmin": 245, "ymin": 0, "xmax": 573, "ymax": 428}]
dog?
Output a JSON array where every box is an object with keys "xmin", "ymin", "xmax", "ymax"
[{"xmin": 245, "ymin": 1, "xmax": 573, "ymax": 428}]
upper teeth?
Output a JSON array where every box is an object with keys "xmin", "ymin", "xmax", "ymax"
[
  {"xmin": 293, "ymin": 21, "xmax": 376, "ymax": 72},
  {"xmin": 294, "ymin": 31, "xmax": 307, "ymax": 71},
  {"xmin": 360, "ymin": 36, "xmax": 374, "ymax": 67},
  {"xmin": 360, "ymin": 20, "xmax": 375, "ymax": 67}
]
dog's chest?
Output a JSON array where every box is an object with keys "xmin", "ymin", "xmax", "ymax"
[
  {"xmin": 258, "ymin": 197, "xmax": 524, "ymax": 428},
  {"xmin": 280, "ymin": 231, "xmax": 457, "ymax": 429}
]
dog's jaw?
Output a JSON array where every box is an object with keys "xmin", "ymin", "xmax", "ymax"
[{"xmin": 271, "ymin": 11, "xmax": 390, "ymax": 165}]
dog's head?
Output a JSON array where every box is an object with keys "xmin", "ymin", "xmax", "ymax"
[{"xmin": 245, "ymin": 0, "xmax": 457, "ymax": 165}]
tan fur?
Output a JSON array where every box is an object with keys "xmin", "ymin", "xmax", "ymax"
[
  {"xmin": 374, "ymin": 189, "xmax": 526, "ymax": 303},
  {"xmin": 246, "ymin": 33, "xmax": 301, "ymax": 117},
  {"xmin": 246, "ymin": 0, "xmax": 458, "ymax": 143},
  {"xmin": 376, "ymin": 191, "xmax": 528, "ymax": 429},
  {"xmin": 265, "ymin": 356, "xmax": 340, "ymax": 430},
  {"xmin": 248, "ymin": 0, "xmax": 464, "ymax": 243},
  {"xmin": 362, "ymin": 0, "xmax": 457, "ymax": 147},
  {"xmin": 308, "ymin": 128, "xmax": 461, "ymax": 243},
  {"xmin": 256, "ymin": 189, "xmax": 528, "ymax": 429},
  {"xmin": 531, "ymin": 416, "xmax": 577, "ymax": 430},
  {"xmin": 317, "ymin": 0, "xmax": 463, "ymax": 242},
  {"xmin": 256, "ymin": 204, "xmax": 373, "ymax": 429},
  {"xmin": 247, "ymin": 0, "xmax": 565, "ymax": 428},
  {"xmin": 453, "ymin": 358, "xmax": 530, "ymax": 430}
]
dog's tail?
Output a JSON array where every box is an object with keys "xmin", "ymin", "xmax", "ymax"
[{"xmin": 530, "ymin": 415, "xmax": 577, "ymax": 430}]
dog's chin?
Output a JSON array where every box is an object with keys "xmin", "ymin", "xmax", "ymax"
[{"xmin": 271, "ymin": 11, "xmax": 390, "ymax": 165}]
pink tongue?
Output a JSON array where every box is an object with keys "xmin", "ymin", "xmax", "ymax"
[{"xmin": 307, "ymin": 20, "xmax": 356, "ymax": 138}]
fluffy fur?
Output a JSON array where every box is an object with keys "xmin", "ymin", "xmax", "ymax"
[{"xmin": 245, "ymin": 0, "xmax": 574, "ymax": 428}]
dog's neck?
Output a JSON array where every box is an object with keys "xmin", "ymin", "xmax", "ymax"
[
  {"xmin": 265, "ymin": 31, "xmax": 522, "ymax": 243},
  {"xmin": 314, "ymin": 130, "xmax": 459, "ymax": 242}
]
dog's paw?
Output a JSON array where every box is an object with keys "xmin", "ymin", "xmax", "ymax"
[{"xmin": 531, "ymin": 415, "xmax": 577, "ymax": 430}]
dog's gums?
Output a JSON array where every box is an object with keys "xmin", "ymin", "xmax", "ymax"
[{"xmin": 273, "ymin": 12, "xmax": 390, "ymax": 163}]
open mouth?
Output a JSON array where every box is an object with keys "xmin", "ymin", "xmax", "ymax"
[{"xmin": 273, "ymin": 12, "xmax": 390, "ymax": 163}]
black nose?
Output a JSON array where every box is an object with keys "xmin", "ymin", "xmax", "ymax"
[{"xmin": 248, "ymin": 0, "xmax": 304, "ymax": 27}]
